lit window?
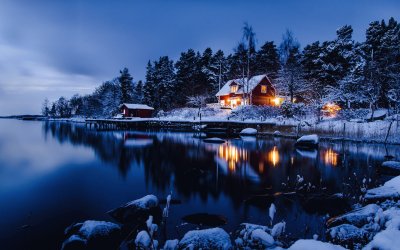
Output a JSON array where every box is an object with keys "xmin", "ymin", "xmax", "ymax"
[
  {"xmin": 220, "ymin": 100, "xmax": 225, "ymax": 106},
  {"xmin": 261, "ymin": 85, "xmax": 267, "ymax": 94},
  {"xmin": 230, "ymin": 85, "xmax": 238, "ymax": 93}
]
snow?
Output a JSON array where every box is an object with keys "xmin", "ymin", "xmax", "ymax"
[
  {"xmin": 215, "ymin": 74, "xmax": 269, "ymax": 96},
  {"xmin": 250, "ymin": 229, "xmax": 275, "ymax": 247},
  {"xmin": 163, "ymin": 239, "xmax": 179, "ymax": 250},
  {"xmin": 327, "ymin": 204, "xmax": 381, "ymax": 228},
  {"xmin": 271, "ymin": 222, "xmax": 286, "ymax": 237},
  {"xmin": 365, "ymin": 176, "xmax": 400, "ymax": 200},
  {"xmin": 178, "ymin": 227, "xmax": 232, "ymax": 249},
  {"xmin": 381, "ymin": 161, "xmax": 400, "ymax": 172},
  {"xmin": 126, "ymin": 194, "xmax": 159, "ymax": 209},
  {"xmin": 363, "ymin": 229, "xmax": 400, "ymax": 250},
  {"xmin": 269, "ymin": 203, "xmax": 277, "ymax": 224},
  {"xmin": 120, "ymin": 103, "xmax": 154, "ymax": 110},
  {"xmin": 240, "ymin": 128, "xmax": 258, "ymax": 135},
  {"xmin": 135, "ymin": 230, "xmax": 152, "ymax": 248},
  {"xmin": 287, "ymin": 239, "xmax": 347, "ymax": 250},
  {"xmin": 296, "ymin": 134, "xmax": 319, "ymax": 144},
  {"xmin": 366, "ymin": 109, "xmax": 387, "ymax": 120},
  {"xmin": 78, "ymin": 220, "xmax": 120, "ymax": 238}
]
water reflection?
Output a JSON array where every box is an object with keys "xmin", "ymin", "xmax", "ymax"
[
  {"xmin": 324, "ymin": 148, "xmax": 339, "ymax": 166},
  {"xmin": 268, "ymin": 146, "xmax": 280, "ymax": 167},
  {"xmin": 34, "ymin": 122, "xmax": 400, "ymax": 243}
]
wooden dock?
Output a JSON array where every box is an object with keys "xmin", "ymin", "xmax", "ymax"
[{"xmin": 85, "ymin": 118, "xmax": 291, "ymax": 134}]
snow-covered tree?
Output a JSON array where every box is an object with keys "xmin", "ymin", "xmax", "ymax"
[
  {"xmin": 254, "ymin": 41, "xmax": 280, "ymax": 79},
  {"xmin": 41, "ymin": 98, "xmax": 50, "ymax": 116},
  {"xmin": 118, "ymin": 67, "xmax": 134, "ymax": 104}
]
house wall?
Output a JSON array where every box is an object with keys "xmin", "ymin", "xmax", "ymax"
[
  {"xmin": 251, "ymin": 77, "xmax": 276, "ymax": 106},
  {"xmin": 121, "ymin": 106, "xmax": 153, "ymax": 118}
]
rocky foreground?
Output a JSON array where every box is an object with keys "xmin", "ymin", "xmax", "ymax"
[{"xmin": 61, "ymin": 162, "xmax": 400, "ymax": 250}]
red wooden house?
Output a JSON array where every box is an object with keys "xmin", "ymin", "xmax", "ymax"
[
  {"xmin": 119, "ymin": 103, "xmax": 154, "ymax": 118},
  {"xmin": 215, "ymin": 74, "xmax": 283, "ymax": 108}
]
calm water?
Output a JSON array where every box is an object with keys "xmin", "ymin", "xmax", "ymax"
[{"xmin": 0, "ymin": 119, "xmax": 399, "ymax": 249}]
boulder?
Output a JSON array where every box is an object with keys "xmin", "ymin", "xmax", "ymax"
[
  {"xmin": 379, "ymin": 161, "xmax": 400, "ymax": 175},
  {"xmin": 365, "ymin": 176, "xmax": 400, "ymax": 201},
  {"xmin": 239, "ymin": 128, "xmax": 257, "ymax": 136},
  {"xmin": 62, "ymin": 220, "xmax": 121, "ymax": 250},
  {"xmin": 326, "ymin": 204, "xmax": 380, "ymax": 228},
  {"xmin": 295, "ymin": 134, "xmax": 319, "ymax": 149},
  {"xmin": 108, "ymin": 195, "xmax": 162, "ymax": 225},
  {"xmin": 327, "ymin": 224, "xmax": 372, "ymax": 247},
  {"xmin": 178, "ymin": 227, "xmax": 232, "ymax": 249}
]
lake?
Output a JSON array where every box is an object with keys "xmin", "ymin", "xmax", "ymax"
[{"xmin": 0, "ymin": 119, "xmax": 399, "ymax": 249}]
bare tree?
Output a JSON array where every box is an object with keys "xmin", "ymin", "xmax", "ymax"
[
  {"xmin": 187, "ymin": 95, "xmax": 208, "ymax": 115},
  {"xmin": 242, "ymin": 22, "xmax": 256, "ymax": 104}
]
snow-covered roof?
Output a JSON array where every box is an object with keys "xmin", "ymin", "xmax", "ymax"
[
  {"xmin": 120, "ymin": 103, "xmax": 154, "ymax": 110},
  {"xmin": 215, "ymin": 74, "xmax": 270, "ymax": 97}
]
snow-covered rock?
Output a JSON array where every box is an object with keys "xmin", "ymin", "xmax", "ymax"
[
  {"xmin": 380, "ymin": 161, "xmax": 400, "ymax": 174},
  {"xmin": 250, "ymin": 229, "xmax": 275, "ymax": 247},
  {"xmin": 271, "ymin": 222, "xmax": 286, "ymax": 238},
  {"xmin": 273, "ymin": 130, "xmax": 281, "ymax": 136},
  {"xmin": 327, "ymin": 224, "xmax": 372, "ymax": 246},
  {"xmin": 135, "ymin": 230, "xmax": 151, "ymax": 248},
  {"xmin": 295, "ymin": 134, "xmax": 319, "ymax": 149},
  {"xmin": 108, "ymin": 195, "xmax": 161, "ymax": 224},
  {"xmin": 62, "ymin": 220, "xmax": 121, "ymax": 250},
  {"xmin": 178, "ymin": 227, "xmax": 232, "ymax": 249},
  {"xmin": 240, "ymin": 128, "xmax": 257, "ymax": 135},
  {"xmin": 203, "ymin": 137, "xmax": 226, "ymax": 143},
  {"xmin": 327, "ymin": 204, "xmax": 381, "ymax": 228},
  {"xmin": 363, "ymin": 229, "xmax": 400, "ymax": 250},
  {"xmin": 365, "ymin": 176, "xmax": 400, "ymax": 201},
  {"xmin": 288, "ymin": 239, "xmax": 347, "ymax": 250},
  {"xmin": 163, "ymin": 239, "xmax": 179, "ymax": 250}
]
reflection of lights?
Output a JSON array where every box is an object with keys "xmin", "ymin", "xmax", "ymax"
[
  {"xmin": 324, "ymin": 148, "xmax": 338, "ymax": 166},
  {"xmin": 258, "ymin": 162, "xmax": 264, "ymax": 173},
  {"xmin": 218, "ymin": 144, "xmax": 247, "ymax": 172},
  {"xmin": 291, "ymin": 156, "xmax": 294, "ymax": 165},
  {"xmin": 268, "ymin": 146, "xmax": 280, "ymax": 167},
  {"xmin": 322, "ymin": 102, "xmax": 341, "ymax": 118}
]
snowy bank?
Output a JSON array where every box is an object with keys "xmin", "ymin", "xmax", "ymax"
[{"xmin": 365, "ymin": 176, "xmax": 400, "ymax": 201}]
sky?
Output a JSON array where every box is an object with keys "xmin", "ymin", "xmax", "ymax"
[{"xmin": 0, "ymin": 0, "xmax": 399, "ymax": 115}]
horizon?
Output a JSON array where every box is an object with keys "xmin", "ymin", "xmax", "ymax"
[{"xmin": 0, "ymin": 0, "xmax": 399, "ymax": 115}]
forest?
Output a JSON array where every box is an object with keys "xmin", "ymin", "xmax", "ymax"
[{"xmin": 43, "ymin": 18, "xmax": 400, "ymax": 118}]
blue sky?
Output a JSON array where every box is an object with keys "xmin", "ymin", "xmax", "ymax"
[{"xmin": 0, "ymin": 0, "xmax": 399, "ymax": 115}]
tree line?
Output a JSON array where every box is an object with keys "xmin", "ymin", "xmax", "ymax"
[{"xmin": 43, "ymin": 17, "xmax": 400, "ymax": 118}]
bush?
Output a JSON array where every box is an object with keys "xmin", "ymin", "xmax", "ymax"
[{"xmin": 228, "ymin": 105, "xmax": 281, "ymax": 120}]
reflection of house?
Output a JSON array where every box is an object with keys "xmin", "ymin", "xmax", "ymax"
[
  {"xmin": 119, "ymin": 103, "xmax": 154, "ymax": 118},
  {"xmin": 215, "ymin": 74, "xmax": 283, "ymax": 108}
]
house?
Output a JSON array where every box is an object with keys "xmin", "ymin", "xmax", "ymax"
[
  {"xmin": 119, "ymin": 103, "xmax": 154, "ymax": 118},
  {"xmin": 215, "ymin": 74, "xmax": 283, "ymax": 108}
]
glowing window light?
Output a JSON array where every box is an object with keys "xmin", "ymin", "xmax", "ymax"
[
  {"xmin": 268, "ymin": 146, "xmax": 280, "ymax": 167},
  {"xmin": 273, "ymin": 97, "xmax": 281, "ymax": 106}
]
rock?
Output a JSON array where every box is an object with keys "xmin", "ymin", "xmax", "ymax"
[
  {"xmin": 365, "ymin": 176, "xmax": 400, "ymax": 201},
  {"xmin": 273, "ymin": 131, "xmax": 281, "ymax": 136},
  {"xmin": 288, "ymin": 239, "xmax": 346, "ymax": 250},
  {"xmin": 203, "ymin": 137, "xmax": 226, "ymax": 143},
  {"xmin": 327, "ymin": 224, "xmax": 372, "ymax": 247},
  {"xmin": 108, "ymin": 195, "xmax": 162, "ymax": 224},
  {"xmin": 62, "ymin": 220, "xmax": 121, "ymax": 250},
  {"xmin": 163, "ymin": 239, "xmax": 179, "ymax": 250},
  {"xmin": 326, "ymin": 204, "xmax": 380, "ymax": 228},
  {"xmin": 178, "ymin": 227, "xmax": 232, "ymax": 249},
  {"xmin": 250, "ymin": 229, "xmax": 275, "ymax": 247},
  {"xmin": 295, "ymin": 134, "xmax": 319, "ymax": 149},
  {"xmin": 379, "ymin": 161, "xmax": 400, "ymax": 175},
  {"xmin": 240, "ymin": 128, "xmax": 257, "ymax": 136}
]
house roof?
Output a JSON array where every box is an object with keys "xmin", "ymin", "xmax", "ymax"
[
  {"xmin": 120, "ymin": 103, "xmax": 154, "ymax": 110},
  {"xmin": 215, "ymin": 74, "xmax": 270, "ymax": 97}
]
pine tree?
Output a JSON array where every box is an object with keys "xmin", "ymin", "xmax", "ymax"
[
  {"xmin": 143, "ymin": 61, "xmax": 156, "ymax": 107},
  {"xmin": 254, "ymin": 41, "xmax": 280, "ymax": 79},
  {"xmin": 118, "ymin": 67, "xmax": 134, "ymax": 104},
  {"xmin": 41, "ymin": 98, "xmax": 50, "ymax": 117},
  {"xmin": 134, "ymin": 80, "xmax": 144, "ymax": 103}
]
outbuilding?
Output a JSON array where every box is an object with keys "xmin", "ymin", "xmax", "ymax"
[{"xmin": 119, "ymin": 103, "xmax": 154, "ymax": 118}]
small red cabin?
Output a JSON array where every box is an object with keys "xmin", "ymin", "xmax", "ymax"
[
  {"xmin": 119, "ymin": 103, "xmax": 154, "ymax": 118},
  {"xmin": 216, "ymin": 74, "xmax": 284, "ymax": 108}
]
